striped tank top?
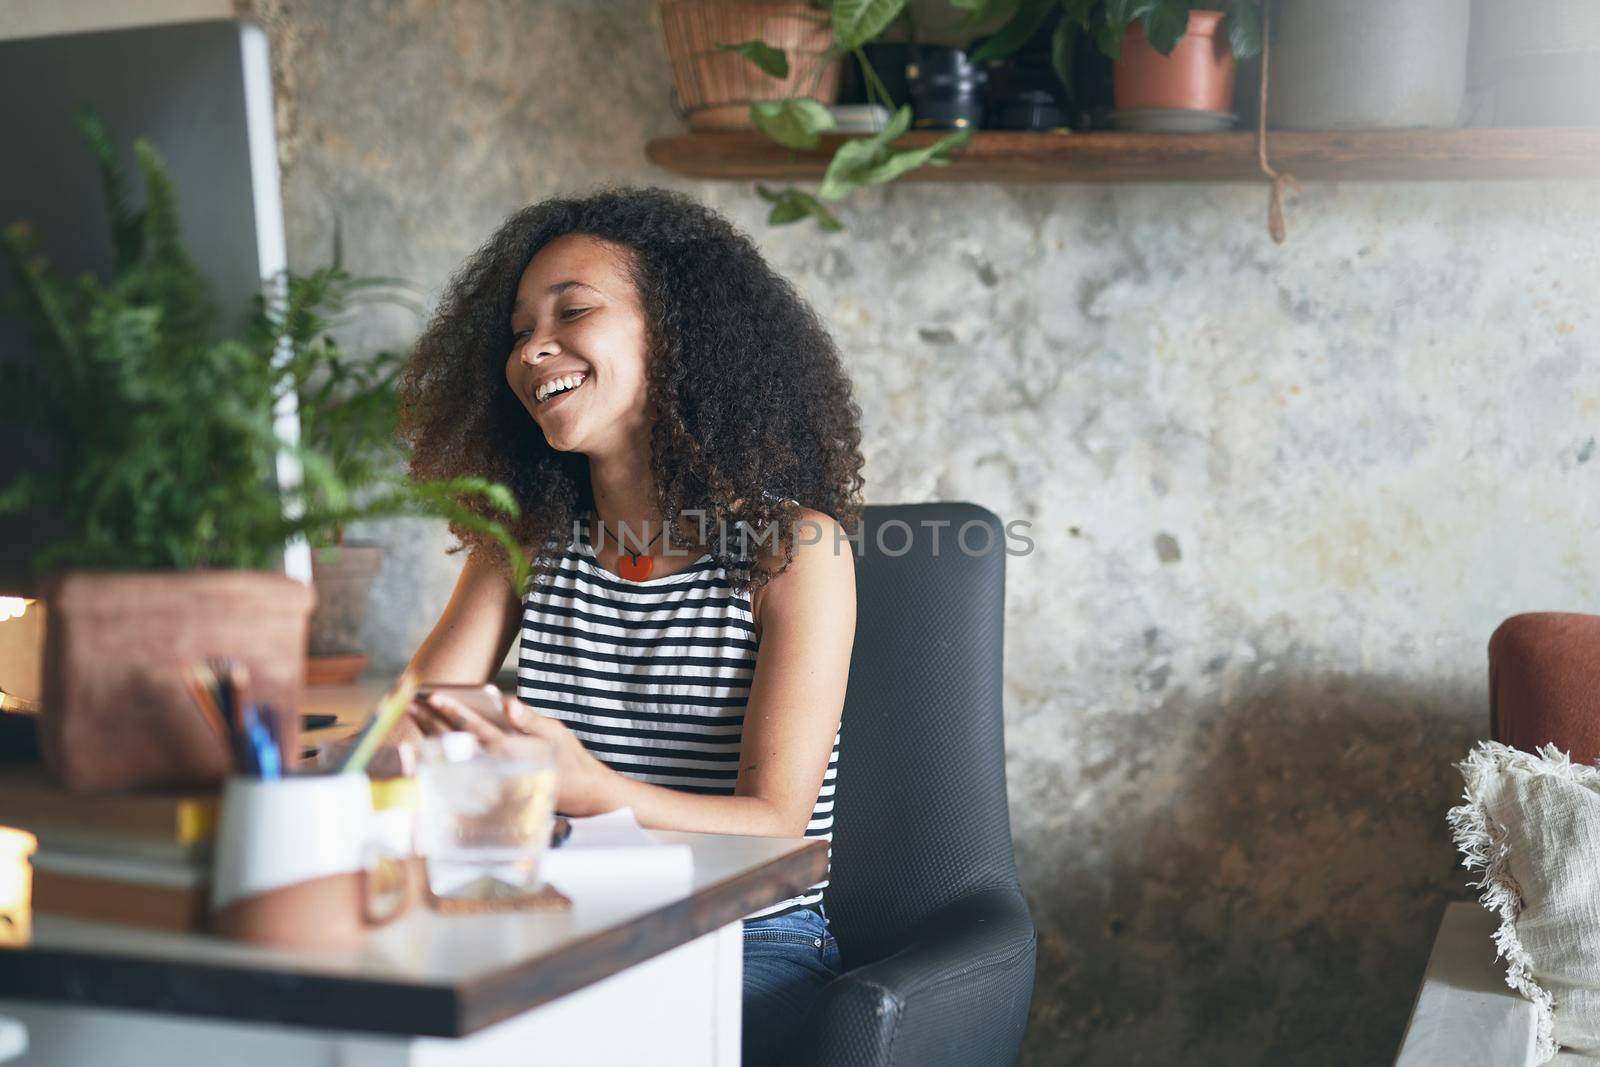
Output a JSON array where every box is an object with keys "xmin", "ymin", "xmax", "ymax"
[{"xmin": 516, "ymin": 513, "xmax": 837, "ymax": 919}]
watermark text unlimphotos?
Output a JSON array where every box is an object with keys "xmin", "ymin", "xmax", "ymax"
[{"xmin": 581, "ymin": 512, "xmax": 1035, "ymax": 559}]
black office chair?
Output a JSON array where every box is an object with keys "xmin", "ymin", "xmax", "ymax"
[{"xmin": 799, "ymin": 502, "xmax": 1037, "ymax": 1066}]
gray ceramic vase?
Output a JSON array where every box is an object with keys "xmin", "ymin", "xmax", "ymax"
[
  {"xmin": 1266, "ymin": 0, "xmax": 1471, "ymax": 130},
  {"xmin": 1470, "ymin": 0, "xmax": 1600, "ymax": 127}
]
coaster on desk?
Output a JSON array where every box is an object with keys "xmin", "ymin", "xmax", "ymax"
[{"xmin": 426, "ymin": 881, "xmax": 572, "ymax": 915}]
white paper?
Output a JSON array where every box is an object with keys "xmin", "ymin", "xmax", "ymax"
[
  {"xmin": 559, "ymin": 807, "xmax": 661, "ymax": 848},
  {"xmin": 540, "ymin": 807, "xmax": 694, "ymax": 902}
]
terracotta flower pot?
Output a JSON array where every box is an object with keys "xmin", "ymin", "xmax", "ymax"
[
  {"xmin": 307, "ymin": 543, "xmax": 384, "ymax": 685},
  {"xmin": 1113, "ymin": 10, "xmax": 1236, "ymax": 114},
  {"xmin": 39, "ymin": 570, "xmax": 316, "ymax": 792}
]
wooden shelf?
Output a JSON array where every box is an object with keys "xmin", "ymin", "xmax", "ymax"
[{"xmin": 646, "ymin": 128, "xmax": 1600, "ymax": 183}]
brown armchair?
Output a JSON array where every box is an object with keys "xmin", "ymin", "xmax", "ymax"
[
  {"xmin": 1392, "ymin": 613, "xmax": 1600, "ymax": 1065},
  {"xmin": 1489, "ymin": 612, "xmax": 1600, "ymax": 759}
]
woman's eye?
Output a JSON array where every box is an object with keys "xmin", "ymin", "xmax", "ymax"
[{"xmin": 510, "ymin": 309, "xmax": 585, "ymax": 340}]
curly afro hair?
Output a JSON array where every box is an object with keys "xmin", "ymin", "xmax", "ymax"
[{"xmin": 396, "ymin": 186, "xmax": 866, "ymax": 593}]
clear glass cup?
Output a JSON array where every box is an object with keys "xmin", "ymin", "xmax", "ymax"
[{"xmin": 415, "ymin": 732, "xmax": 558, "ymax": 904}]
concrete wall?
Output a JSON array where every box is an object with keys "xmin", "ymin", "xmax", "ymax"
[{"xmin": 248, "ymin": 1, "xmax": 1600, "ymax": 1061}]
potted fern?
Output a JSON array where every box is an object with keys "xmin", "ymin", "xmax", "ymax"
[{"xmin": 0, "ymin": 113, "xmax": 529, "ymax": 791}]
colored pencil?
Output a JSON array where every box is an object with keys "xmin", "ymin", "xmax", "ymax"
[{"xmin": 340, "ymin": 670, "xmax": 419, "ymax": 775}]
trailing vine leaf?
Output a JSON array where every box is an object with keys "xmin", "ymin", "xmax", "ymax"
[
  {"xmin": 1103, "ymin": 0, "xmax": 1144, "ymax": 27},
  {"xmin": 757, "ymin": 184, "xmax": 842, "ymax": 231},
  {"xmin": 1226, "ymin": 0, "xmax": 1263, "ymax": 60},
  {"xmin": 1094, "ymin": 0, "xmax": 1157, "ymax": 57},
  {"xmin": 971, "ymin": 0, "xmax": 1056, "ymax": 63},
  {"xmin": 832, "ymin": 0, "xmax": 907, "ymax": 51},
  {"xmin": 1142, "ymin": 0, "xmax": 1190, "ymax": 54},
  {"xmin": 1093, "ymin": 17, "xmax": 1126, "ymax": 58},
  {"xmin": 793, "ymin": 194, "xmax": 844, "ymax": 233},
  {"xmin": 950, "ymin": 0, "xmax": 1021, "ymax": 32},
  {"xmin": 818, "ymin": 106, "xmax": 970, "ymax": 201},
  {"xmin": 766, "ymin": 198, "xmax": 808, "ymax": 226},
  {"xmin": 750, "ymin": 97, "xmax": 837, "ymax": 149},
  {"xmin": 715, "ymin": 39, "xmax": 789, "ymax": 79},
  {"xmin": 1060, "ymin": 0, "xmax": 1095, "ymax": 29},
  {"xmin": 819, "ymin": 104, "xmax": 910, "ymax": 199},
  {"xmin": 1051, "ymin": 15, "xmax": 1080, "ymax": 101}
]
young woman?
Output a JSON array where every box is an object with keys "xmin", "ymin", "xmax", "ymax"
[{"xmin": 393, "ymin": 187, "xmax": 865, "ymax": 1065}]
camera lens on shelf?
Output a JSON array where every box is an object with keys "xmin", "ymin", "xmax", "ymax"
[{"xmin": 907, "ymin": 44, "xmax": 987, "ymax": 131}]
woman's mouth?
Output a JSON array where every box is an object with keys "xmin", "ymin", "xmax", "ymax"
[{"xmin": 534, "ymin": 372, "xmax": 588, "ymax": 408}]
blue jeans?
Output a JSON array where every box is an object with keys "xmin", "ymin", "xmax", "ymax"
[{"xmin": 742, "ymin": 907, "xmax": 842, "ymax": 1067}]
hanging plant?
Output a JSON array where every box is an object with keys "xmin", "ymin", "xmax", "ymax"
[{"xmin": 716, "ymin": 0, "xmax": 973, "ymax": 232}]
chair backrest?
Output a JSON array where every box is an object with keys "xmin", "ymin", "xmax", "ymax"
[
  {"xmin": 1489, "ymin": 612, "xmax": 1600, "ymax": 759},
  {"xmin": 825, "ymin": 502, "xmax": 1021, "ymax": 965}
]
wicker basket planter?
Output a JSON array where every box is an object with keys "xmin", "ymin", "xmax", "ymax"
[{"xmin": 659, "ymin": 1, "xmax": 843, "ymax": 131}]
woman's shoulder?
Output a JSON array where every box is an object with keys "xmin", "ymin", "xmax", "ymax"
[
  {"xmin": 749, "ymin": 505, "xmax": 854, "ymax": 623},
  {"xmin": 745, "ymin": 505, "xmax": 851, "ymax": 646}
]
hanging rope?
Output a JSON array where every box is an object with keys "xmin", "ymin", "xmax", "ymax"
[{"xmin": 1256, "ymin": 0, "xmax": 1301, "ymax": 243}]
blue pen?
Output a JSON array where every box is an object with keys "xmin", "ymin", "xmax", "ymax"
[
  {"xmin": 252, "ymin": 704, "xmax": 283, "ymax": 780},
  {"xmin": 240, "ymin": 703, "xmax": 279, "ymax": 779},
  {"xmin": 257, "ymin": 703, "xmax": 284, "ymax": 769}
]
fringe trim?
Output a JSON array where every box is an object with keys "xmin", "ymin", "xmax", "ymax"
[{"xmin": 1446, "ymin": 741, "xmax": 1600, "ymax": 1063}]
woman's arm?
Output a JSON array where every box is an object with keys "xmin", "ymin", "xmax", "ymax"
[{"xmin": 401, "ymin": 548, "xmax": 524, "ymax": 685}]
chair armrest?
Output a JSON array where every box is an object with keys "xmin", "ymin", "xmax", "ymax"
[{"xmin": 800, "ymin": 886, "xmax": 1037, "ymax": 1067}]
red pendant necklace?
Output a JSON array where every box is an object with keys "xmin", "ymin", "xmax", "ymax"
[{"xmin": 597, "ymin": 518, "xmax": 664, "ymax": 581}]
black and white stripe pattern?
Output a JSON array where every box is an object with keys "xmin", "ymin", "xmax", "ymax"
[{"xmin": 518, "ymin": 517, "xmax": 837, "ymax": 919}]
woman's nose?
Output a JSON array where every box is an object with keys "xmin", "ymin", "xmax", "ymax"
[{"xmin": 521, "ymin": 339, "xmax": 557, "ymax": 366}]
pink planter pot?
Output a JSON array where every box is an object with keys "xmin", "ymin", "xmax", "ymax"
[
  {"xmin": 308, "ymin": 543, "xmax": 385, "ymax": 684},
  {"xmin": 40, "ymin": 570, "xmax": 316, "ymax": 792}
]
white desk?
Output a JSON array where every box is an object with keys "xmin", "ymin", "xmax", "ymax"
[{"xmin": 0, "ymin": 831, "xmax": 827, "ymax": 1066}]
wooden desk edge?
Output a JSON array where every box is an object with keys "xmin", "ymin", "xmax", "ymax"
[
  {"xmin": 459, "ymin": 836, "xmax": 830, "ymax": 1034},
  {"xmin": 0, "ymin": 837, "xmax": 831, "ymax": 1039}
]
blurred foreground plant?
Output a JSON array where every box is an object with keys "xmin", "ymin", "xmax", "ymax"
[{"xmin": 0, "ymin": 111, "xmax": 532, "ymax": 595}]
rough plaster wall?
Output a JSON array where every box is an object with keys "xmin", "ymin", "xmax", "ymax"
[{"xmin": 251, "ymin": 1, "xmax": 1600, "ymax": 1062}]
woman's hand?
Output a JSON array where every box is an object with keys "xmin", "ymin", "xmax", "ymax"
[{"xmin": 413, "ymin": 692, "xmax": 621, "ymax": 818}]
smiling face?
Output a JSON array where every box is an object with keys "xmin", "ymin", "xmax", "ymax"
[{"xmin": 504, "ymin": 234, "xmax": 654, "ymax": 458}]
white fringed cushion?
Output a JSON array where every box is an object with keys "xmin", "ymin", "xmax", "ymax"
[{"xmin": 1448, "ymin": 742, "xmax": 1600, "ymax": 1064}]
